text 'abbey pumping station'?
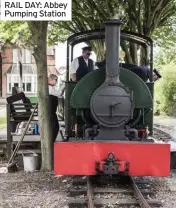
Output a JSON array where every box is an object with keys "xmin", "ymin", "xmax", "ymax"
[{"xmin": 0, "ymin": 0, "xmax": 72, "ymax": 20}]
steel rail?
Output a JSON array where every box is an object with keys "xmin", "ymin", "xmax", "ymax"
[
  {"xmin": 153, "ymin": 126, "xmax": 172, "ymax": 140},
  {"xmin": 130, "ymin": 177, "xmax": 151, "ymax": 208},
  {"xmin": 87, "ymin": 176, "xmax": 94, "ymax": 208}
]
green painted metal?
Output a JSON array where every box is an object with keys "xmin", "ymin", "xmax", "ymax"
[
  {"xmin": 145, "ymin": 83, "xmax": 154, "ymax": 134},
  {"xmin": 27, "ymin": 97, "xmax": 38, "ymax": 103},
  {"xmin": 64, "ymin": 81, "xmax": 77, "ymax": 137},
  {"xmin": 70, "ymin": 68, "xmax": 153, "ymax": 109}
]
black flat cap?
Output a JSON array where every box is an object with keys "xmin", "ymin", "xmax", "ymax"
[{"xmin": 82, "ymin": 46, "xmax": 92, "ymax": 51}]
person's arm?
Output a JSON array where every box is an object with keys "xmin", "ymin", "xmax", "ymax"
[
  {"xmin": 49, "ymin": 85, "xmax": 61, "ymax": 97},
  {"xmin": 70, "ymin": 58, "xmax": 78, "ymax": 81},
  {"xmin": 93, "ymin": 60, "xmax": 98, "ymax": 70}
]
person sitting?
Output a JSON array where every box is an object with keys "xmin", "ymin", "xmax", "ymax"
[{"xmin": 69, "ymin": 46, "xmax": 97, "ymax": 81}]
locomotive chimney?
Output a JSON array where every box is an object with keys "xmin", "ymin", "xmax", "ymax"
[{"xmin": 104, "ymin": 19, "xmax": 122, "ymax": 84}]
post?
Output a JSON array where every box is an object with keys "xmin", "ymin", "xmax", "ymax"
[
  {"xmin": 0, "ymin": 47, "xmax": 2, "ymax": 97},
  {"xmin": 0, "ymin": 41, "xmax": 4, "ymax": 97},
  {"xmin": 7, "ymin": 103, "xmax": 12, "ymax": 159},
  {"xmin": 17, "ymin": 32, "xmax": 23, "ymax": 93},
  {"xmin": 17, "ymin": 48, "xmax": 23, "ymax": 92}
]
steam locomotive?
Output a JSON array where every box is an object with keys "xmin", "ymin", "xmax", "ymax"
[{"xmin": 54, "ymin": 19, "xmax": 170, "ymax": 177}]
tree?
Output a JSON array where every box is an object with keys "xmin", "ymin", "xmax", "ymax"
[
  {"xmin": 0, "ymin": 21, "xmax": 52, "ymax": 171},
  {"xmin": 154, "ymin": 63, "xmax": 176, "ymax": 117},
  {"xmin": 51, "ymin": 0, "xmax": 176, "ymax": 63},
  {"xmin": 27, "ymin": 21, "xmax": 52, "ymax": 171},
  {"xmin": 153, "ymin": 16, "xmax": 176, "ymax": 49},
  {"xmin": 154, "ymin": 47, "xmax": 176, "ymax": 67},
  {"xmin": 1, "ymin": 1, "xmax": 175, "ymax": 63},
  {"xmin": 51, "ymin": 0, "xmax": 122, "ymax": 60},
  {"xmin": 0, "ymin": 21, "xmax": 30, "ymax": 45},
  {"xmin": 120, "ymin": 0, "xmax": 176, "ymax": 63}
]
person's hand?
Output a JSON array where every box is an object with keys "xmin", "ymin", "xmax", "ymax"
[{"xmin": 153, "ymin": 72, "xmax": 158, "ymax": 81}]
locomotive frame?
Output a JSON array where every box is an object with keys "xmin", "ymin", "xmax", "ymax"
[{"xmin": 54, "ymin": 19, "xmax": 170, "ymax": 177}]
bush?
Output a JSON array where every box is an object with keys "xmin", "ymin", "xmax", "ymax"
[
  {"xmin": 0, "ymin": 117, "xmax": 7, "ymax": 128},
  {"xmin": 154, "ymin": 63, "xmax": 176, "ymax": 117}
]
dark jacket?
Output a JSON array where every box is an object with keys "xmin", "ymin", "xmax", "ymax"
[{"xmin": 76, "ymin": 56, "xmax": 94, "ymax": 81}]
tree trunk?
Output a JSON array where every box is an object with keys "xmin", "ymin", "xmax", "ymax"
[
  {"xmin": 129, "ymin": 43, "xmax": 138, "ymax": 65},
  {"xmin": 140, "ymin": 45, "xmax": 149, "ymax": 66},
  {"xmin": 27, "ymin": 21, "xmax": 52, "ymax": 171},
  {"xmin": 90, "ymin": 40, "xmax": 105, "ymax": 61},
  {"xmin": 121, "ymin": 40, "xmax": 133, "ymax": 64}
]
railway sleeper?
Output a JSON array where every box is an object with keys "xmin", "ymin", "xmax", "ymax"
[
  {"xmin": 68, "ymin": 198, "xmax": 162, "ymax": 207},
  {"xmin": 69, "ymin": 187, "xmax": 153, "ymax": 197},
  {"xmin": 72, "ymin": 177, "xmax": 152, "ymax": 187}
]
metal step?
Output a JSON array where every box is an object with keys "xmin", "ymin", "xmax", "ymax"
[{"xmin": 17, "ymin": 149, "xmax": 41, "ymax": 155}]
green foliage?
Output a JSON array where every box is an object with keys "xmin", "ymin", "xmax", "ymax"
[
  {"xmin": 47, "ymin": 22, "xmax": 71, "ymax": 45},
  {"xmin": 154, "ymin": 64, "xmax": 176, "ymax": 117},
  {"xmin": 153, "ymin": 16, "xmax": 176, "ymax": 49},
  {"xmin": 0, "ymin": 21, "xmax": 68, "ymax": 46},
  {"xmin": 53, "ymin": 0, "xmax": 176, "ymax": 63},
  {"xmin": 0, "ymin": 21, "xmax": 30, "ymax": 45},
  {"xmin": 0, "ymin": 0, "xmax": 175, "ymax": 52},
  {"xmin": 154, "ymin": 47, "xmax": 176, "ymax": 67},
  {"xmin": 161, "ymin": 65, "xmax": 176, "ymax": 116}
]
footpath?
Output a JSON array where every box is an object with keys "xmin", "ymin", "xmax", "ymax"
[{"xmin": 154, "ymin": 117, "xmax": 176, "ymax": 128}]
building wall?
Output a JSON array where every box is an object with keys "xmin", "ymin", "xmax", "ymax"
[
  {"xmin": 2, "ymin": 46, "xmax": 13, "ymax": 97},
  {"xmin": 1, "ymin": 45, "xmax": 56, "ymax": 97}
]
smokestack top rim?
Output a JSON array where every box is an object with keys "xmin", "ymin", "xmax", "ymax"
[{"xmin": 104, "ymin": 19, "xmax": 123, "ymax": 26}]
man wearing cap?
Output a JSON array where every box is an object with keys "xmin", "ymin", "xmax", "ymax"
[{"xmin": 70, "ymin": 46, "xmax": 97, "ymax": 81}]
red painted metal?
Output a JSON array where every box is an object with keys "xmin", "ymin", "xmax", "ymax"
[
  {"xmin": 137, "ymin": 129, "xmax": 147, "ymax": 139},
  {"xmin": 54, "ymin": 141, "xmax": 170, "ymax": 176}
]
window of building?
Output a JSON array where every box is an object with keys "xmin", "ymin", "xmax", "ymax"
[
  {"xmin": 23, "ymin": 83, "xmax": 25, "ymax": 91},
  {"xmin": 26, "ymin": 76, "xmax": 32, "ymax": 91},
  {"xmin": 8, "ymin": 76, "xmax": 11, "ymax": 92},
  {"xmin": 33, "ymin": 75, "xmax": 37, "ymax": 92},
  {"xmin": 13, "ymin": 48, "xmax": 32, "ymax": 64},
  {"xmin": 13, "ymin": 49, "xmax": 18, "ymax": 63},
  {"xmin": 22, "ymin": 76, "xmax": 25, "ymax": 91},
  {"xmin": 13, "ymin": 75, "xmax": 20, "ymax": 89},
  {"xmin": 7, "ymin": 74, "xmax": 37, "ymax": 94},
  {"xmin": 22, "ymin": 49, "xmax": 32, "ymax": 63},
  {"xmin": 25, "ymin": 49, "xmax": 32, "ymax": 63}
]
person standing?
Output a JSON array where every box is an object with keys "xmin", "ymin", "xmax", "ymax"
[
  {"xmin": 70, "ymin": 46, "xmax": 97, "ymax": 81},
  {"xmin": 48, "ymin": 74, "xmax": 61, "ymax": 143}
]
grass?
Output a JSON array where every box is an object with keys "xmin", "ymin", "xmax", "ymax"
[{"xmin": 0, "ymin": 117, "xmax": 7, "ymax": 129}]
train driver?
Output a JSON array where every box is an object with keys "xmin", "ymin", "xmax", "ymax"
[{"xmin": 69, "ymin": 46, "xmax": 98, "ymax": 81}]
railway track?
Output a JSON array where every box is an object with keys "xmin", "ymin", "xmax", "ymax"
[
  {"xmin": 65, "ymin": 126, "xmax": 172, "ymax": 207},
  {"xmin": 153, "ymin": 125, "xmax": 172, "ymax": 140},
  {"xmin": 68, "ymin": 175, "xmax": 162, "ymax": 207}
]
